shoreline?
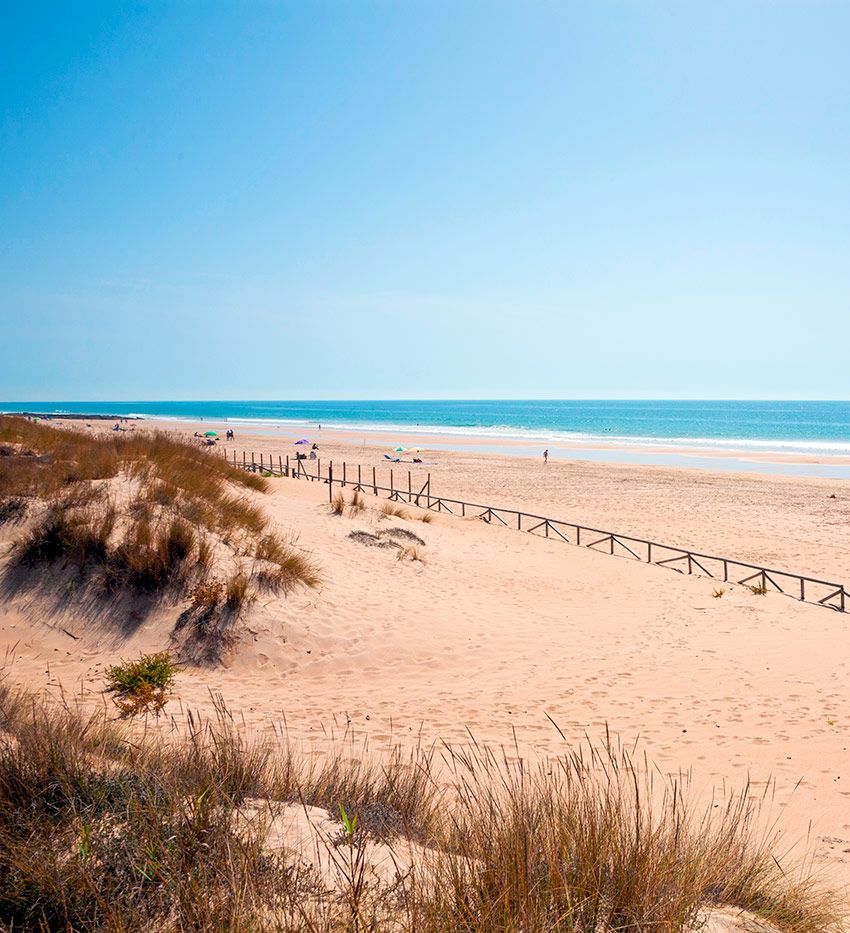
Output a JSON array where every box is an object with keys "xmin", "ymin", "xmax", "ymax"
[{"xmin": 45, "ymin": 412, "xmax": 850, "ymax": 478}]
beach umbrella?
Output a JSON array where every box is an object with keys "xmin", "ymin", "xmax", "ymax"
[
  {"xmin": 394, "ymin": 446, "xmax": 405, "ymax": 452},
  {"xmin": 295, "ymin": 439, "xmax": 310, "ymax": 444},
  {"xmin": 203, "ymin": 431, "xmax": 218, "ymax": 437}
]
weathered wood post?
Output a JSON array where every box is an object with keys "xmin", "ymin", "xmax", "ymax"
[
  {"xmin": 328, "ymin": 463, "xmax": 334, "ymax": 503},
  {"xmin": 426, "ymin": 473, "xmax": 431, "ymax": 508},
  {"xmin": 285, "ymin": 454, "xmax": 290, "ymax": 477},
  {"xmin": 278, "ymin": 455, "xmax": 283, "ymax": 475},
  {"xmin": 390, "ymin": 469, "xmax": 394, "ymax": 498},
  {"xmin": 372, "ymin": 466, "xmax": 377, "ymax": 495},
  {"xmin": 408, "ymin": 471, "xmax": 412, "ymax": 503},
  {"xmin": 342, "ymin": 462, "xmax": 346, "ymax": 487}
]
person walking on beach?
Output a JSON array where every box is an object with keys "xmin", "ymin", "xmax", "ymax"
[{"xmin": 543, "ymin": 449, "xmax": 549, "ymax": 464}]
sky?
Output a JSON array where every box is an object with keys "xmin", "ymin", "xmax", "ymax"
[{"xmin": 1, "ymin": 1, "xmax": 849, "ymax": 401}]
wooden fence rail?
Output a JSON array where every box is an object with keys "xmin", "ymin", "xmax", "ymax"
[{"xmin": 221, "ymin": 447, "xmax": 848, "ymax": 614}]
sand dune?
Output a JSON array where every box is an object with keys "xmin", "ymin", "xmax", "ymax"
[{"xmin": 2, "ymin": 422, "xmax": 850, "ymax": 901}]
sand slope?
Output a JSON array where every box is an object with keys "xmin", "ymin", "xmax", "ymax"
[{"xmin": 1, "ymin": 452, "xmax": 849, "ymax": 900}]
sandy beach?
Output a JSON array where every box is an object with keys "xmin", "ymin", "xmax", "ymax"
[{"xmin": 2, "ymin": 416, "xmax": 849, "ymax": 904}]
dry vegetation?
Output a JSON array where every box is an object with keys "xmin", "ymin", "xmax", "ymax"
[
  {"xmin": 396, "ymin": 544, "xmax": 424, "ymax": 563},
  {"xmin": 0, "ymin": 417, "xmax": 319, "ymax": 652},
  {"xmin": 0, "ymin": 679, "xmax": 841, "ymax": 932},
  {"xmin": 379, "ymin": 501, "xmax": 412, "ymax": 521},
  {"xmin": 331, "ymin": 490, "xmax": 368, "ymax": 518}
]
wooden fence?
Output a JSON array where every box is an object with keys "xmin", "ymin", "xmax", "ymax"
[{"xmin": 221, "ymin": 447, "xmax": 848, "ymax": 614}]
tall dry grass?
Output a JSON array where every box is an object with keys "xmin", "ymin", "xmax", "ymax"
[
  {"xmin": 0, "ymin": 416, "xmax": 319, "ymax": 608},
  {"xmin": 0, "ymin": 680, "xmax": 841, "ymax": 933}
]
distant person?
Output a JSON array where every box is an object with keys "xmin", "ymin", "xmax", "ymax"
[
  {"xmin": 311, "ymin": 442, "xmax": 319, "ymax": 450},
  {"xmin": 309, "ymin": 449, "xmax": 317, "ymax": 460},
  {"xmin": 543, "ymin": 449, "xmax": 549, "ymax": 464},
  {"xmin": 318, "ymin": 424, "xmax": 321, "ymax": 430}
]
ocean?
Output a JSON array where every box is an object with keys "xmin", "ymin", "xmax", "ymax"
[{"xmin": 2, "ymin": 399, "xmax": 850, "ymax": 458}]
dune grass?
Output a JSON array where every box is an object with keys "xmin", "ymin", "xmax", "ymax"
[
  {"xmin": 330, "ymin": 490, "xmax": 346, "ymax": 515},
  {"xmin": 380, "ymin": 500, "xmax": 411, "ymax": 520},
  {"xmin": 396, "ymin": 544, "xmax": 424, "ymax": 562},
  {"xmin": 331, "ymin": 490, "xmax": 367, "ymax": 518},
  {"xmin": 0, "ymin": 681, "xmax": 841, "ymax": 932},
  {"xmin": 0, "ymin": 416, "xmax": 319, "ymax": 608}
]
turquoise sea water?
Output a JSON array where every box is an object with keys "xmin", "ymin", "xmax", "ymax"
[{"xmin": 2, "ymin": 400, "xmax": 850, "ymax": 457}]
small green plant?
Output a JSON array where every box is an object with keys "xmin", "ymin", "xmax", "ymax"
[
  {"xmin": 338, "ymin": 802, "xmax": 358, "ymax": 844},
  {"xmin": 105, "ymin": 652, "xmax": 176, "ymax": 717},
  {"xmin": 78, "ymin": 822, "xmax": 93, "ymax": 861},
  {"xmin": 261, "ymin": 470, "xmax": 274, "ymax": 477},
  {"xmin": 748, "ymin": 583, "xmax": 768, "ymax": 596},
  {"xmin": 712, "ymin": 587, "xmax": 726, "ymax": 598}
]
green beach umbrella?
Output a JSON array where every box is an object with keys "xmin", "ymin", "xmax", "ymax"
[
  {"xmin": 394, "ymin": 446, "xmax": 405, "ymax": 452},
  {"xmin": 203, "ymin": 431, "xmax": 218, "ymax": 437}
]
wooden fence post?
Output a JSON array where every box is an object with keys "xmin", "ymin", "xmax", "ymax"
[
  {"xmin": 390, "ymin": 469, "xmax": 394, "ymax": 497},
  {"xmin": 408, "ymin": 471, "xmax": 412, "ymax": 503},
  {"xmin": 372, "ymin": 467, "xmax": 377, "ymax": 495},
  {"xmin": 342, "ymin": 462, "xmax": 346, "ymax": 487},
  {"xmin": 328, "ymin": 464, "xmax": 333, "ymax": 503},
  {"xmin": 278, "ymin": 455, "xmax": 282, "ymax": 475}
]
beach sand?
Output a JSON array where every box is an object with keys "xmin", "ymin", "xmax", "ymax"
[{"xmin": 3, "ymin": 418, "xmax": 850, "ymax": 897}]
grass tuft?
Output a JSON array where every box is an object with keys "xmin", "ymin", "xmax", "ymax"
[
  {"xmin": 225, "ymin": 572, "xmax": 250, "ymax": 610},
  {"xmin": 380, "ymin": 500, "xmax": 411, "ymax": 520}
]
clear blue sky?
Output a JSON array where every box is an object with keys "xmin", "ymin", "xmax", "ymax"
[{"xmin": 2, "ymin": 1, "xmax": 848, "ymax": 401}]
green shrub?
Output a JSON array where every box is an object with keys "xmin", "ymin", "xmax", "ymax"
[{"xmin": 105, "ymin": 652, "xmax": 177, "ymax": 716}]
